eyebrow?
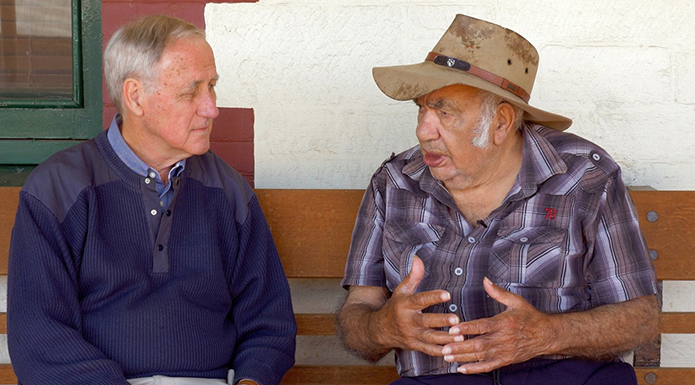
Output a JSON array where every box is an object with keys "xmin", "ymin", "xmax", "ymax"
[
  {"xmin": 184, "ymin": 75, "xmax": 220, "ymax": 92},
  {"xmin": 425, "ymin": 98, "xmax": 460, "ymax": 112}
]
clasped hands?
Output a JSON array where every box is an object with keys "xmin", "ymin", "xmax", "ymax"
[{"xmin": 375, "ymin": 256, "xmax": 557, "ymax": 374}]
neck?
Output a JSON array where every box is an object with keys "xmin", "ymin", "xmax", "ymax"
[
  {"xmin": 448, "ymin": 130, "xmax": 524, "ymax": 225},
  {"xmin": 121, "ymin": 117, "xmax": 177, "ymax": 184}
]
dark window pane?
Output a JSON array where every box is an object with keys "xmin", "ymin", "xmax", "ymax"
[{"xmin": 0, "ymin": 0, "xmax": 72, "ymax": 100}]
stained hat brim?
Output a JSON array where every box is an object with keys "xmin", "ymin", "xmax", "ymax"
[{"xmin": 373, "ymin": 61, "xmax": 572, "ymax": 131}]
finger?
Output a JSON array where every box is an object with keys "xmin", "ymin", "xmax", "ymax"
[
  {"xmin": 449, "ymin": 317, "xmax": 495, "ymax": 336},
  {"xmin": 417, "ymin": 328, "xmax": 460, "ymax": 346},
  {"xmin": 417, "ymin": 312, "xmax": 459, "ymax": 329},
  {"xmin": 396, "ymin": 255, "xmax": 426, "ymax": 295},
  {"xmin": 441, "ymin": 338, "xmax": 485, "ymax": 358},
  {"xmin": 407, "ymin": 289, "xmax": 452, "ymax": 311},
  {"xmin": 442, "ymin": 340, "xmax": 495, "ymax": 367},
  {"xmin": 457, "ymin": 357, "xmax": 507, "ymax": 374},
  {"xmin": 410, "ymin": 339, "xmax": 451, "ymax": 357},
  {"xmin": 483, "ymin": 277, "xmax": 523, "ymax": 309}
]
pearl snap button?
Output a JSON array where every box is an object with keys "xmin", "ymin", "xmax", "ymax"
[
  {"xmin": 454, "ymin": 267, "xmax": 463, "ymax": 276},
  {"xmin": 449, "ymin": 304, "xmax": 458, "ymax": 312}
]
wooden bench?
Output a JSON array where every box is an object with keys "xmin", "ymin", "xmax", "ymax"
[{"xmin": 1, "ymin": 187, "xmax": 694, "ymax": 385}]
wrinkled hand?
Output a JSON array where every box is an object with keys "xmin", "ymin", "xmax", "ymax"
[
  {"xmin": 374, "ymin": 256, "xmax": 460, "ymax": 356},
  {"xmin": 442, "ymin": 277, "xmax": 557, "ymax": 374}
]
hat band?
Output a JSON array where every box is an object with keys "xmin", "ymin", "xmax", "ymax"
[{"xmin": 425, "ymin": 52, "xmax": 530, "ymax": 103}]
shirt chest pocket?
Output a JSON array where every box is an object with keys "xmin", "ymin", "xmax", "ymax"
[
  {"xmin": 382, "ymin": 221, "xmax": 444, "ymax": 286},
  {"xmin": 489, "ymin": 227, "xmax": 567, "ymax": 287}
]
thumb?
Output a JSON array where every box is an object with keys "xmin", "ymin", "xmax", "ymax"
[
  {"xmin": 483, "ymin": 277, "xmax": 523, "ymax": 309},
  {"xmin": 397, "ymin": 255, "xmax": 425, "ymax": 295}
]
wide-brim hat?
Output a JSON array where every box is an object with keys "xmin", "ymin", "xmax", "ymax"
[{"xmin": 373, "ymin": 14, "xmax": 572, "ymax": 131}]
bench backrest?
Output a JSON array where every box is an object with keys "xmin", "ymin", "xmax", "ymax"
[{"xmin": 1, "ymin": 188, "xmax": 694, "ymax": 385}]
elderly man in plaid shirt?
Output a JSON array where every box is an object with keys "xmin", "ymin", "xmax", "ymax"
[{"xmin": 337, "ymin": 14, "xmax": 658, "ymax": 385}]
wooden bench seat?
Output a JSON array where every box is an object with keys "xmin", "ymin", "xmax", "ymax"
[{"xmin": 1, "ymin": 187, "xmax": 694, "ymax": 384}]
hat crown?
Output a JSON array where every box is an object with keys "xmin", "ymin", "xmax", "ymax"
[
  {"xmin": 433, "ymin": 14, "xmax": 539, "ymax": 98},
  {"xmin": 371, "ymin": 13, "xmax": 572, "ymax": 130}
]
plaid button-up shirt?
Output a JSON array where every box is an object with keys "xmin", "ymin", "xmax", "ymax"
[{"xmin": 341, "ymin": 124, "xmax": 658, "ymax": 376}]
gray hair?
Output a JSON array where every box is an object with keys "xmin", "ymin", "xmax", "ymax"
[
  {"xmin": 471, "ymin": 91, "xmax": 525, "ymax": 148},
  {"xmin": 103, "ymin": 14, "xmax": 206, "ymax": 113}
]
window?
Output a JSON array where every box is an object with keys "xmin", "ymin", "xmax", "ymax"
[{"xmin": 0, "ymin": 0, "xmax": 101, "ymax": 166}]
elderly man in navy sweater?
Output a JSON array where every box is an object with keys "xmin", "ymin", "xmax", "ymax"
[{"xmin": 7, "ymin": 15, "xmax": 296, "ymax": 385}]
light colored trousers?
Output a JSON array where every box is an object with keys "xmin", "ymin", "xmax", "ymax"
[
  {"xmin": 127, "ymin": 376, "xmax": 227, "ymax": 385},
  {"xmin": 127, "ymin": 370, "xmax": 234, "ymax": 385}
]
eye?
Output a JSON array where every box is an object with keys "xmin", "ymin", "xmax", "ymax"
[{"xmin": 437, "ymin": 110, "xmax": 451, "ymax": 119}]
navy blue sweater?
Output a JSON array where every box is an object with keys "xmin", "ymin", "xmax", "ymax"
[{"xmin": 8, "ymin": 131, "xmax": 296, "ymax": 385}]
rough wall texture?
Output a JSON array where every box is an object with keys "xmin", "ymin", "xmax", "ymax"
[{"xmin": 206, "ymin": 0, "xmax": 695, "ymax": 190}]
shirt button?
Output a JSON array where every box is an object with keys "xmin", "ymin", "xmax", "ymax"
[
  {"xmin": 160, "ymin": 201, "xmax": 164, "ymax": 207},
  {"xmin": 449, "ymin": 304, "xmax": 458, "ymax": 312},
  {"xmin": 150, "ymin": 209, "xmax": 157, "ymax": 216},
  {"xmin": 467, "ymin": 236, "xmax": 476, "ymax": 244},
  {"xmin": 149, "ymin": 171, "xmax": 156, "ymax": 178},
  {"xmin": 592, "ymin": 153, "xmax": 601, "ymax": 161},
  {"xmin": 145, "ymin": 178, "xmax": 151, "ymax": 184},
  {"xmin": 454, "ymin": 267, "xmax": 463, "ymax": 276},
  {"xmin": 519, "ymin": 237, "xmax": 529, "ymax": 243},
  {"xmin": 157, "ymin": 244, "xmax": 164, "ymax": 251}
]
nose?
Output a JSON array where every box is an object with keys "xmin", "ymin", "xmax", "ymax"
[
  {"xmin": 198, "ymin": 88, "xmax": 219, "ymax": 119},
  {"xmin": 416, "ymin": 108, "xmax": 440, "ymax": 142}
]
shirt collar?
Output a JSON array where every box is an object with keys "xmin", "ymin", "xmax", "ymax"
[
  {"xmin": 106, "ymin": 113, "xmax": 186, "ymax": 179},
  {"xmin": 517, "ymin": 123, "xmax": 568, "ymax": 195}
]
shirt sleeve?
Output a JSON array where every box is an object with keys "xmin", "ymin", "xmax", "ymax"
[
  {"xmin": 341, "ymin": 170, "xmax": 388, "ymax": 289},
  {"xmin": 586, "ymin": 172, "xmax": 658, "ymax": 306},
  {"xmin": 8, "ymin": 192, "xmax": 130, "ymax": 385},
  {"xmin": 228, "ymin": 196, "xmax": 296, "ymax": 385}
]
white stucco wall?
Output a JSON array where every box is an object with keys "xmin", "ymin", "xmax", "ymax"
[{"xmin": 206, "ymin": 0, "xmax": 695, "ymax": 190}]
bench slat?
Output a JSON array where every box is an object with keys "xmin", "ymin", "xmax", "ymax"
[
  {"xmin": 294, "ymin": 312, "xmax": 695, "ymax": 336},
  {"xmin": 0, "ymin": 364, "xmax": 693, "ymax": 385},
  {"xmin": 635, "ymin": 367, "xmax": 695, "ymax": 385},
  {"xmin": 630, "ymin": 191, "xmax": 695, "ymax": 280},
  {"xmin": 2, "ymin": 311, "xmax": 693, "ymax": 338},
  {"xmin": 0, "ymin": 365, "xmax": 15, "ymax": 383},
  {"xmin": 256, "ymin": 189, "xmax": 364, "ymax": 278},
  {"xmin": 281, "ymin": 365, "xmax": 399, "ymax": 385},
  {"xmin": 3, "ymin": 189, "xmax": 695, "ymax": 280},
  {"xmin": 661, "ymin": 312, "xmax": 695, "ymax": 334},
  {"xmin": 295, "ymin": 314, "xmax": 335, "ymax": 336},
  {"xmin": 0, "ymin": 187, "xmax": 20, "ymax": 275}
]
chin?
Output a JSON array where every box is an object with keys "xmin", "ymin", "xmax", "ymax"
[{"xmin": 188, "ymin": 142, "xmax": 211, "ymax": 156}]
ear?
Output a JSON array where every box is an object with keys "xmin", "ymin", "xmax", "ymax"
[
  {"xmin": 122, "ymin": 78, "xmax": 146, "ymax": 117},
  {"xmin": 492, "ymin": 102, "xmax": 518, "ymax": 146}
]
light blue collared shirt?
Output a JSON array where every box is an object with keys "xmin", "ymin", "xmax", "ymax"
[{"xmin": 106, "ymin": 114, "xmax": 185, "ymax": 213}]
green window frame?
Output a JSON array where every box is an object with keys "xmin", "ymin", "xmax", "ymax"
[{"xmin": 0, "ymin": 0, "xmax": 102, "ymax": 167}]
